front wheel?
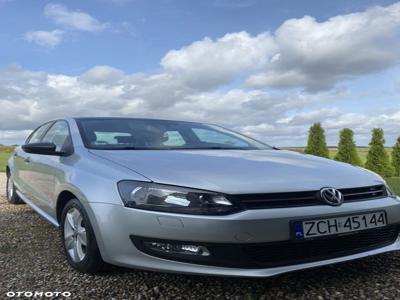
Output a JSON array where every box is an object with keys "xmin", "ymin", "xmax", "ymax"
[
  {"xmin": 60, "ymin": 199, "xmax": 106, "ymax": 273},
  {"xmin": 6, "ymin": 174, "xmax": 24, "ymax": 204}
]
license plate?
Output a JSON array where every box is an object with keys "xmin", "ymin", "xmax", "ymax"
[{"xmin": 293, "ymin": 211, "xmax": 387, "ymax": 240}]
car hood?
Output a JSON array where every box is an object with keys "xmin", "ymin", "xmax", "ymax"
[{"xmin": 90, "ymin": 149, "xmax": 383, "ymax": 194}]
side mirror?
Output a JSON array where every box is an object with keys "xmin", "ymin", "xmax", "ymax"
[{"xmin": 22, "ymin": 143, "xmax": 64, "ymax": 156}]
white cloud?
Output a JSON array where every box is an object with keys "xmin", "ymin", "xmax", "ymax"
[
  {"xmin": 161, "ymin": 31, "xmax": 277, "ymax": 90},
  {"xmin": 79, "ymin": 66, "xmax": 125, "ymax": 85},
  {"xmin": 161, "ymin": 2, "xmax": 400, "ymax": 92},
  {"xmin": 277, "ymin": 108, "xmax": 341, "ymax": 125},
  {"xmin": 0, "ymin": 65, "xmax": 398, "ymax": 147},
  {"xmin": 24, "ymin": 3, "xmax": 110, "ymax": 47},
  {"xmin": 44, "ymin": 3, "xmax": 108, "ymax": 32},
  {"xmin": 247, "ymin": 2, "xmax": 400, "ymax": 91},
  {"xmin": 0, "ymin": 65, "xmax": 315, "ymax": 133},
  {"xmin": 24, "ymin": 30, "xmax": 64, "ymax": 47}
]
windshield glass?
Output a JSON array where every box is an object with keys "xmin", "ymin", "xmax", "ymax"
[{"xmin": 76, "ymin": 118, "xmax": 271, "ymax": 150}]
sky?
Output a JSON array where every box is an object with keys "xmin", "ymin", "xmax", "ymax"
[{"xmin": 0, "ymin": 0, "xmax": 399, "ymax": 146}]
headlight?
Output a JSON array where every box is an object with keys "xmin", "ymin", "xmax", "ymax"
[{"xmin": 117, "ymin": 181, "xmax": 238, "ymax": 215}]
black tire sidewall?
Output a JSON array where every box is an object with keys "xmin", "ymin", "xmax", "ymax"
[
  {"xmin": 6, "ymin": 174, "xmax": 21, "ymax": 204},
  {"xmin": 6, "ymin": 175, "xmax": 11, "ymax": 201},
  {"xmin": 60, "ymin": 199, "xmax": 104, "ymax": 273}
]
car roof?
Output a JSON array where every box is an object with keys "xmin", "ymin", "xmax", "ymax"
[{"xmin": 73, "ymin": 117, "xmax": 206, "ymax": 125}]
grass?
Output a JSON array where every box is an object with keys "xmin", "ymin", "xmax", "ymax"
[
  {"xmin": 287, "ymin": 147, "xmax": 393, "ymax": 165},
  {"xmin": 386, "ymin": 177, "xmax": 400, "ymax": 196},
  {"xmin": 328, "ymin": 147, "xmax": 393, "ymax": 165},
  {"xmin": 0, "ymin": 145, "xmax": 14, "ymax": 173},
  {"xmin": 0, "ymin": 145, "xmax": 15, "ymax": 153},
  {"xmin": 0, "ymin": 152, "xmax": 10, "ymax": 173}
]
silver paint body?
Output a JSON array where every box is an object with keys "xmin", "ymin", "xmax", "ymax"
[{"xmin": 7, "ymin": 117, "xmax": 400, "ymax": 277}]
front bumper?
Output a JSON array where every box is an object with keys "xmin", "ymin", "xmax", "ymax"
[{"xmin": 86, "ymin": 197, "xmax": 400, "ymax": 277}]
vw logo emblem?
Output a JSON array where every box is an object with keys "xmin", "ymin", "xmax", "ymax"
[{"xmin": 320, "ymin": 187, "xmax": 344, "ymax": 206}]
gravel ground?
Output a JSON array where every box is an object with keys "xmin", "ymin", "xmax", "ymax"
[{"xmin": 2, "ymin": 175, "xmax": 400, "ymax": 300}]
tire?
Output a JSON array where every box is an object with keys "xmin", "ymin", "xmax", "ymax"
[
  {"xmin": 60, "ymin": 198, "xmax": 106, "ymax": 273},
  {"xmin": 6, "ymin": 173, "xmax": 24, "ymax": 205}
]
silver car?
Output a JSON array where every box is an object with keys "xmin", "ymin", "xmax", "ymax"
[{"xmin": 6, "ymin": 117, "xmax": 400, "ymax": 277}]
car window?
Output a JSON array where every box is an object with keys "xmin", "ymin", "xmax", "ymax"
[
  {"xmin": 162, "ymin": 131, "xmax": 186, "ymax": 147},
  {"xmin": 41, "ymin": 121, "xmax": 71, "ymax": 152},
  {"xmin": 76, "ymin": 118, "xmax": 270, "ymax": 150},
  {"xmin": 93, "ymin": 131, "xmax": 133, "ymax": 146},
  {"xmin": 192, "ymin": 128, "xmax": 249, "ymax": 148},
  {"xmin": 26, "ymin": 122, "xmax": 53, "ymax": 144}
]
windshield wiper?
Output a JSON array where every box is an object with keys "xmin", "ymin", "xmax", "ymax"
[
  {"xmin": 94, "ymin": 146, "xmax": 143, "ymax": 150},
  {"xmin": 195, "ymin": 146, "xmax": 250, "ymax": 150}
]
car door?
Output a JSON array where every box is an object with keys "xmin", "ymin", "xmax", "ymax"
[
  {"xmin": 15, "ymin": 122, "xmax": 54, "ymax": 198},
  {"xmin": 28, "ymin": 120, "xmax": 72, "ymax": 215}
]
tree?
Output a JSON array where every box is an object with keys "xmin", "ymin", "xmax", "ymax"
[
  {"xmin": 304, "ymin": 123, "xmax": 330, "ymax": 158},
  {"xmin": 392, "ymin": 136, "xmax": 400, "ymax": 176},
  {"xmin": 365, "ymin": 128, "xmax": 394, "ymax": 177},
  {"xmin": 334, "ymin": 128, "xmax": 362, "ymax": 166}
]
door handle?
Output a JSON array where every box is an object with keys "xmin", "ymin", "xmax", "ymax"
[{"xmin": 24, "ymin": 157, "xmax": 31, "ymax": 163}]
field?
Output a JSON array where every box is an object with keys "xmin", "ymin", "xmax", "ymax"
[
  {"xmin": 328, "ymin": 147, "xmax": 393, "ymax": 165},
  {"xmin": 386, "ymin": 177, "xmax": 400, "ymax": 195},
  {"xmin": 287, "ymin": 147, "xmax": 393, "ymax": 165},
  {"xmin": 0, "ymin": 152, "xmax": 10, "ymax": 172}
]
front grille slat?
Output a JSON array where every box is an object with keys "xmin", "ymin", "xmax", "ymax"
[
  {"xmin": 235, "ymin": 185, "xmax": 387, "ymax": 209},
  {"xmin": 241, "ymin": 196, "xmax": 316, "ymax": 203},
  {"xmin": 345, "ymin": 191, "xmax": 384, "ymax": 196}
]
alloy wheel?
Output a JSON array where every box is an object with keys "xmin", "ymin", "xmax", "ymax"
[{"xmin": 63, "ymin": 207, "xmax": 87, "ymax": 262}]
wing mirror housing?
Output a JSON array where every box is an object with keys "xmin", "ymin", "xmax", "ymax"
[{"xmin": 22, "ymin": 143, "xmax": 68, "ymax": 156}]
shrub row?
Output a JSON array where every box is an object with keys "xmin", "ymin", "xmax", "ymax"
[{"xmin": 304, "ymin": 123, "xmax": 400, "ymax": 178}]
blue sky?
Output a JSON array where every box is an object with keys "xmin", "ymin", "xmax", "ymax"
[
  {"xmin": 1, "ymin": 0, "xmax": 396, "ymax": 74},
  {"xmin": 0, "ymin": 0, "xmax": 399, "ymax": 146}
]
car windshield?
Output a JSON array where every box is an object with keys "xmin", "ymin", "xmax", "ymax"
[{"xmin": 76, "ymin": 118, "xmax": 271, "ymax": 150}]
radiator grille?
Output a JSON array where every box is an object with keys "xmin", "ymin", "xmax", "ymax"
[{"xmin": 235, "ymin": 185, "xmax": 387, "ymax": 209}]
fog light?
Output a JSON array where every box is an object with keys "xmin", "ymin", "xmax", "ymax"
[{"xmin": 144, "ymin": 241, "xmax": 210, "ymax": 256}]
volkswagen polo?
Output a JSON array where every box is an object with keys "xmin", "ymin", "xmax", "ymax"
[{"xmin": 6, "ymin": 117, "xmax": 400, "ymax": 276}]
